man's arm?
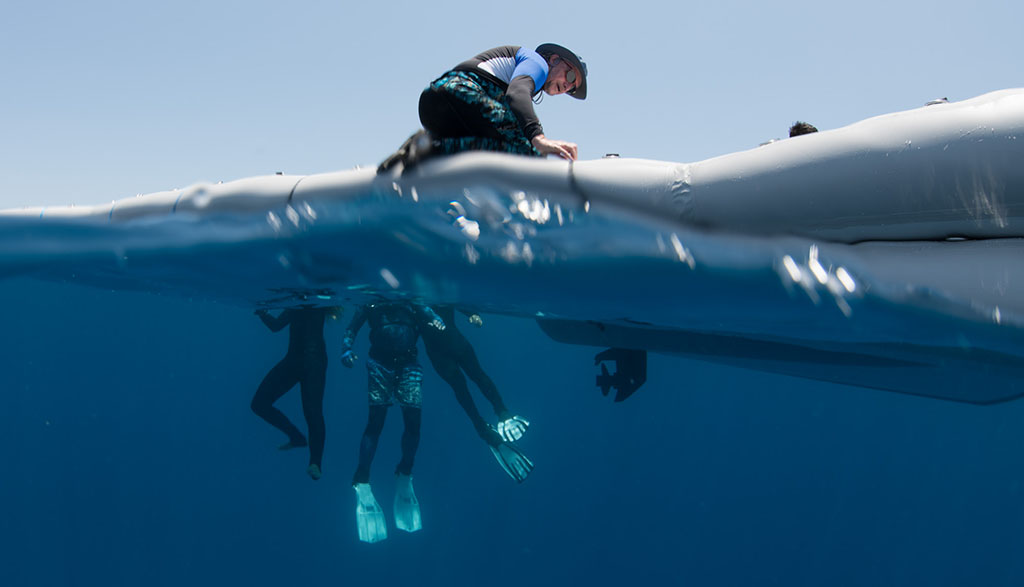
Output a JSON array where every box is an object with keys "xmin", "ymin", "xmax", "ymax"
[
  {"xmin": 340, "ymin": 306, "xmax": 369, "ymax": 367},
  {"xmin": 414, "ymin": 304, "xmax": 446, "ymax": 331},
  {"xmin": 255, "ymin": 309, "xmax": 291, "ymax": 332},
  {"xmin": 506, "ymin": 75, "xmax": 543, "ymax": 140},
  {"xmin": 456, "ymin": 306, "xmax": 484, "ymax": 327}
]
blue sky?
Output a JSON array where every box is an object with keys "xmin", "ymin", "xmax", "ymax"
[{"xmin": 1, "ymin": 0, "xmax": 1020, "ymax": 208}]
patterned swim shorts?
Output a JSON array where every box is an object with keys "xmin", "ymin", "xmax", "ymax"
[
  {"xmin": 425, "ymin": 70, "xmax": 540, "ymax": 157},
  {"xmin": 367, "ymin": 358, "xmax": 423, "ymax": 408}
]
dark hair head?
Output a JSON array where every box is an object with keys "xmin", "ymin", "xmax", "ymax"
[{"xmin": 789, "ymin": 121, "xmax": 819, "ymax": 137}]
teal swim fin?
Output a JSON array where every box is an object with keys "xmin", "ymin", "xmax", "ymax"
[
  {"xmin": 354, "ymin": 483, "xmax": 388, "ymax": 543},
  {"xmin": 393, "ymin": 474, "xmax": 422, "ymax": 533},
  {"xmin": 489, "ymin": 441, "xmax": 534, "ymax": 483}
]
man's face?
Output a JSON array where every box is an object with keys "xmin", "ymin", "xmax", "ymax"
[{"xmin": 542, "ymin": 55, "xmax": 579, "ymax": 96}]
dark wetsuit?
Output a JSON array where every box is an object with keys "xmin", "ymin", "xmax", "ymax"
[
  {"xmin": 420, "ymin": 306, "xmax": 508, "ymax": 446},
  {"xmin": 345, "ymin": 302, "xmax": 439, "ymax": 485},
  {"xmin": 251, "ymin": 308, "xmax": 330, "ymax": 469}
]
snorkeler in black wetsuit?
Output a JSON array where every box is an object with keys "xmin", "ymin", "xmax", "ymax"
[
  {"xmin": 251, "ymin": 306, "xmax": 338, "ymax": 481},
  {"xmin": 421, "ymin": 306, "xmax": 513, "ymax": 445},
  {"xmin": 420, "ymin": 306, "xmax": 533, "ymax": 483}
]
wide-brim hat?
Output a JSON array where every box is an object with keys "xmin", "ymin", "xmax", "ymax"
[{"xmin": 536, "ymin": 43, "xmax": 588, "ymax": 100}]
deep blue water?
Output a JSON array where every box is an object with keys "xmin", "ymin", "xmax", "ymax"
[
  {"xmin": 2, "ymin": 169, "xmax": 1024, "ymax": 585},
  {"xmin": 4, "ymin": 276, "xmax": 1024, "ymax": 586}
]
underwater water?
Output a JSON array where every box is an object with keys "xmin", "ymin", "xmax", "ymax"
[
  {"xmin": 5, "ymin": 279, "xmax": 1024, "ymax": 587},
  {"xmin": 3, "ymin": 180, "xmax": 1024, "ymax": 586}
]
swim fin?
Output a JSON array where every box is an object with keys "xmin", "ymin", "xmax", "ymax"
[
  {"xmin": 489, "ymin": 441, "xmax": 535, "ymax": 483},
  {"xmin": 354, "ymin": 483, "xmax": 388, "ymax": 543},
  {"xmin": 393, "ymin": 474, "xmax": 422, "ymax": 533}
]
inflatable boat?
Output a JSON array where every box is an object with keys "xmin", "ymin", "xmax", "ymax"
[{"xmin": 4, "ymin": 89, "xmax": 1023, "ymax": 403}]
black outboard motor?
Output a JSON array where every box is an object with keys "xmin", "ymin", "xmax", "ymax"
[{"xmin": 594, "ymin": 348, "xmax": 647, "ymax": 402}]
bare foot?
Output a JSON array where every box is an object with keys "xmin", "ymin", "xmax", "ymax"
[{"xmin": 278, "ymin": 438, "xmax": 308, "ymax": 451}]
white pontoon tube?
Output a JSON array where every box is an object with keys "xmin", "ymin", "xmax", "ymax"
[{"xmin": 4, "ymin": 89, "xmax": 1023, "ymax": 404}]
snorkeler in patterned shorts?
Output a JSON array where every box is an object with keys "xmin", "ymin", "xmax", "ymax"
[{"xmin": 340, "ymin": 301, "xmax": 445, "ymax": 543}]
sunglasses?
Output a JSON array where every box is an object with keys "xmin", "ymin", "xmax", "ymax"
[
  {"xmin": 566, "ymin": 68, "xmax": 578, "ymax": 86},
  {"xmin": 552, "ymin": 55, "xmax": 579, "ymax": 90}
]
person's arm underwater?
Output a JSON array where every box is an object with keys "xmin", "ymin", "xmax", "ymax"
[
  {"xmin": 414, "ymin": 304, "xmax": 446, "ymax": 332},
  {"xmin": 340, "ymin": 305, "xmax": 368, "ymax": 368},
  {"xmin": 255, "ymin": 309, "xmax": 291, "ymax": 332},
  {"xmin": 456, "ymin": 306, "xmax": 484, "ymax": 327}
]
